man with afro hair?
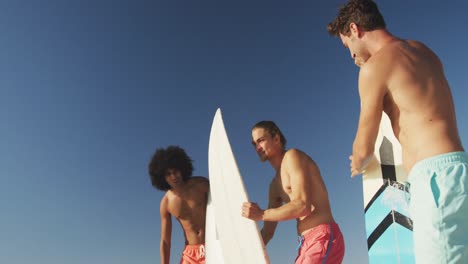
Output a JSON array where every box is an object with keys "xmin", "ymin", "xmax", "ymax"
[{"xmin": 149, "ymin": 146, "xmax": 209, "ymax": 264}]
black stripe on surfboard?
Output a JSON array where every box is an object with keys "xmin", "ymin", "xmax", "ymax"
[
  {"xmin": 365, "ymin": 136, "xmax": 400, "ymax": 212},
  {"xmin": 367, "ymin": 210, "xmax": 414, "ymax": 250},
  {"xmin": 381, "ymin": 164, "xmax": 396, "ymax": 182},
  {"xmin": 364, "ymin": 179, "xmax": 410, "ymax": 212},
  {"xmin": 380, "ymin": 137, "xmax": 396, "ymax": 183}
]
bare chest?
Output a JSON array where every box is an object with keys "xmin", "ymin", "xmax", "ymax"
[
  {"xmin": 168, "ymin": 195, "xmax": 204, "ymax": 220},
  {"xmin": 274, "ymin": 172, "xmax": 291, "ymax": 203}
]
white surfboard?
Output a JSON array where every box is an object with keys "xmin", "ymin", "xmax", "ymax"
[
  {"xmin": 205, "ymin": 192, "xmax": 225, "ymax": 263},
  {"xmin": 206, "ymin": 108, "xmax": 270, "ymax": 264},
  {"xmin": 362, "ymin": 112, "xmax": 415, "ymax": 263}
]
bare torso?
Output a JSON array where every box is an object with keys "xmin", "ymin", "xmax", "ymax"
[
  {"xmin": 165, "ymin": 177, "xmax": 208, "ymax": 244},
  {"xmin": 272, "ymin": 149, "xmax": 335, "ymax": 235},
  {"xmin": 374, "ymin": 40, "xmax": 464, "ymax": 171}
]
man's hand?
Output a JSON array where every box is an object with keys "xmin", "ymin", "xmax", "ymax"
[
  {"xmin": 241, "ymin": 202, "xmax": 264, "ymax": 221},
  {"xmin": 350, "ymin": 154, "xmax": 378, "ymax": 177}
]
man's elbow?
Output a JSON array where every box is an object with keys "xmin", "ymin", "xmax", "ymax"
[
  {"xmin": 160, "ymin": 239, "xmax": 171, "ymax": 250},
  {"xmin": 353, "ymin": 142, "xmax": 374, "ymax": 161},
  {"xmin": 297, "ymin": 200, "xmax": 315, "ymax": 218}
]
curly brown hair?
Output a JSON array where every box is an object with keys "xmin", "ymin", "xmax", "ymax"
[
  {"xmin": 327, "ymin": 0, "xmax": 386, "ymax": 37},
  {"xmin": 148, "ymin": 146, "xmax": 194, "ymax": 191}
]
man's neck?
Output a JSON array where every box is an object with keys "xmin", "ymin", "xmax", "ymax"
[
  {"xmin": 365, "ymin": 29, "xmax": 398, "ymax": 56},
  {"xmin": 269, "ymin": 149, "xmax": 286, "ymax": 172}
]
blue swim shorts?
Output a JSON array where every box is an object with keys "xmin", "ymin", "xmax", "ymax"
[{"xmin": 408, "ymin": 151, "xmax": 468, "ymax": 263}]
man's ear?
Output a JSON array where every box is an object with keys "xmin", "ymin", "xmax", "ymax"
[
  {"xmin": 273, "ymin": 133, "xmax": 280, "ymax": 145},
  {"xmin": 349, "ymin": 22, "xmax": 361, "ymax": 38}
]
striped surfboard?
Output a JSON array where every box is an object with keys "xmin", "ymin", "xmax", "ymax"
[{"xmin": 362, "ymin": 112, "xmax": 415, "ymax": 263}]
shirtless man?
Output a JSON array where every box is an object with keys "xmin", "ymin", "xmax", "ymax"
[
  {"xmin": 242, "ymin": 121, "xmax": 345, "ymax": 264},
  {"xmin": 328, "ymin": 0, "xmax": 467, "ymax": 263},
  {"xmin": 149, "ymin": 146, "xmax": 209, "ymax": 264}
]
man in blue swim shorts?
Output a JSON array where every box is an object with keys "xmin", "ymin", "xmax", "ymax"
[{"xmin": 327, "ymin": 0, "xmax": 467, "ymax": 263}]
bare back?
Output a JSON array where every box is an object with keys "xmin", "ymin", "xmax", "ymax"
[
  {"xmin": 162, "ymin": 177, "xmax": 208, "ymax": 244},
  {"xmin": 375, "ymin": 40, "xmax": 463, "ymax": 171},
  {"xmin": 271, "ymin": 149, "xmax": 335, "ymax": 234}
]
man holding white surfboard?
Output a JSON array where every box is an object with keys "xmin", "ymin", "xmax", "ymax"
[
  {"xmin": 242, "ymin": 121, "xmax": 345, "ymax": 264},
  {"xmin": 149, "ymin": 146, "xmax": 209, "ymax": 264},
  {"xmin": 328, "ymin": 0, "xmax": 468, "ymax": 263}
]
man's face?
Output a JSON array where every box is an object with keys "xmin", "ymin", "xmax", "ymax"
[
  {"xmin": 164, "ymin": 168, "xmax": 183, "ymax": 188},
  {"xmin": 251, "ymin": 128, "xmax": 279, "ymax": 162},
  {"xmin": 340, "ymin": 31, "xmax": 368, "ymax": 67}
]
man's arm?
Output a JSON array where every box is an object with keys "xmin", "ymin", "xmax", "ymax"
[
  {"xmin": 160, "ymin": 196, "xmax": 172, "ymax": 264},
  {"xmin": 260, "ymin": 181, "xmax": 282, "ymax": 245},
  {"xmin": 263, "ymin": 150, "xmax": 315, "ymax": 221},
  {"xmin": 351, "ymin": 63, "xmax": 387, "ymax": 177},
  {"xmin": 243, "ymin": 150, "xmax": 315, "ymax": 222}
]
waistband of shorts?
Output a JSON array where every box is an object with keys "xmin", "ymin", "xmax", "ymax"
[
  {"xmin": 184, "ymin": 244, "xmax": 205, "ymax": 250},
  {"xmin": 300, "ymin": 222, "xmax": 339, "ymax": 239},
  {"xmin": 410, "ymin": 151, "xmax": 468, "ymax": 173}
]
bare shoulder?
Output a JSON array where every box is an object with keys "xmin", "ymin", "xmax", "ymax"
[
  {"xmin": 406, "ymin": 40, "xmax": 442, "ymax": 65},
  {"xmin": 406, "ymin": 40, "xmax": 429, "ymax": 50},
  {"xmin": 191, "ymin": 176, "xmax": 209, "ymax": 184},
  {"xmin": 284, "ymin": 148, "xmax": 305, "ymax": 159},
  {"xmin": 188, "ymin": 176, "xmax": 209, "ymax": 191},
  {"xmin": 387, "ymin": 39, "xmax": 439, "ymax": 63},
  {"xmin": 366, "ymin": 39, "xmax": 412, "ymax": 68},
  {"xmin": 363, "ymin": 42, "xmax": 399, "ymax": 73},
  {"xmin": 284, "ymin": 148, "xmax": 316, "ymax": 166},
  {"xmin": 402, "ymin": 40, "xmax": 437, "ymax": 59},
  {"xmin": 160, "ymin": 193, "xmax": 169, "ymax": 212},
  {"xmin": 285, "ymin": 148, "xmax": 314, "ymax": 160},
  {"xmin": 358, "ymin": 50, "xmax": 391, "ymax": 93}
]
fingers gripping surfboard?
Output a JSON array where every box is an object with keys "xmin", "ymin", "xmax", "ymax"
[
  {"xmin": 362, "ymin": 112, "xmax": 415, "ymax": 263},
  {"xmin": 205, "ymin": 108, "xmax": 270, "ymax": 264}
]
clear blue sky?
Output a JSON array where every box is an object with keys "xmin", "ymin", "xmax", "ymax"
[{"xmin": 2, "ymin": 1, "xmax": 468, "ymax": 263}]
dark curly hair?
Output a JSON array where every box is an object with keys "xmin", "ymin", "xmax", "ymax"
[
  {"xmin": 252, "ymin": 121, "xmax": 287, "ymax": 149},
  {"xmin": 327, "ymin": 0, "xmax": 386, "ymax": 37},
  {"xmin": 148, "ymin": 146, "xmax": 194, "ymax": 191}
]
